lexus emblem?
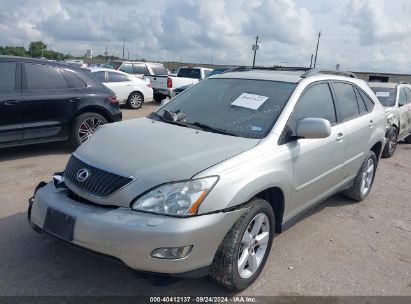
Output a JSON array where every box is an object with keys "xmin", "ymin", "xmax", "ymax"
[{"xmin": 76, "ymin": 168, "xmax": 90, "ymax": 182}]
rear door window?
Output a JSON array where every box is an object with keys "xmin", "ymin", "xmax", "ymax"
[
  {"xmin": 119, "ymin": 63, "xmax": 133, "ymax": 74},
  {"xmin": 107, "ymin": 72, "xmax": 130, "ymax": 82},
  {"xmin": 0, "ymin": 62, "xmax": 17, "ymax": 92},
  {"xmin": 133, "ymin": 63, "xmax": 149, "ymax": 75},
  {"xmin": 92, "ymin": 71, "xmax": 106, "ymax": 82},
  {"xmin": 25, "ymin": 64, "xmax": 68, "ymax": 90},
  {"xmin": 333, "ymin": 82, "xmax": 360, "ymax": 122}
]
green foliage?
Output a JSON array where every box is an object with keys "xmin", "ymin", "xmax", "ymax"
[{"xmin": 0, "ymin": 41, "xmax": 73, "ymax": 60}]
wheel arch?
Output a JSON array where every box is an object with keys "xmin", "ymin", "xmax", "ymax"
[
  {"xmin": 254, "ymin": 187, "xmax": 285, "ymax": 234},
  {"xmin": 72, "ymin": 106, "xmax": 114, "ymax": 125},
  {"xmin": 370, "ymin": 141, "xmax": 383, "ymax": 162},
  {"xmin": 128, "ymin": 90, "xmax": 144, "ymax": 101}
]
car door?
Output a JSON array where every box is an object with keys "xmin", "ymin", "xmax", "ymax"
[
  {"xmin": 332, "ymin": 82, "xmax": 374, "ymax": 180},
  {"xmin": 0, "ymin": 61, "xmax": 23, "ymax": 144},
  {"xmin": 287, "ymin": 82, "xmax": 346, "ymax": 215},
  {"xmin": 105, "ymin": 72, "xmax": 133, "ymax": 103},
  {"xmin": 22, "ymin": 63, "xmax": 77, "ymax": 141}
]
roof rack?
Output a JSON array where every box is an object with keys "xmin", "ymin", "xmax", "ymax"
[
  {"xmin": 252, "ymin": 66, "xmax": 310, "ymax": 72},
  {"xmin": 301, "ymin": 69, "xmax": 357, "ymax": 78}
]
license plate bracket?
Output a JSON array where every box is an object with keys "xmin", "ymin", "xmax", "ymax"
[{"xmin": 43, "ymin": 208, "xmax": 75, "ymax": 242}]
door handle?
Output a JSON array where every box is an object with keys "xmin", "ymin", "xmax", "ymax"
[
  {"xmin": 4, "ymin": 100, "xmax": 20, "ymax": 106},
  {"xmin": 336, "ymin": 133, "xmax": 345, "ymax": 141},
  {"xmin": 69, "ymin": 97, "xmax": 81, "ymax": 103},
  {"xmin": 369, "ymin": 120, "xmax": 375, "ymax": 127}
]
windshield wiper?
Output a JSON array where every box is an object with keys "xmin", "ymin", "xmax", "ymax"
[{"xmin": 186, "ymin": 122, "xmax": 240, "ymax": 137}]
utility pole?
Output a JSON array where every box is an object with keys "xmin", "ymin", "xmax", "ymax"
[
  {"xmin": 252, "ymin": 35, "xmax": 259, "ymax": 68},
  {"xmin": 310, "ymin": 54, "xmax": 313, "ymax": 68},
  {"xmin": 104, "ymin": 44, "xmax": 108, "ymax": 62},
  {"xmin": 122, "ymin": 39, "xmax": 126, "ymax": 59},
  {"xmin": 313, "ymin": 31, "xmax": 321, "ymax": 68}
]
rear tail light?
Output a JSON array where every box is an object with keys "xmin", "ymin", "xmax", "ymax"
[
  {"xmin": 167, "ymin": 77, "xmax": 173, "ymax": 88},
  {"xmin": 107, "ymin": 95, "xmax": 119, "ymax": 104}
]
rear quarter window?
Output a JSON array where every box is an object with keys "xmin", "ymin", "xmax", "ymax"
[{"xmin": 25, "ymin": 63, "xmax": 69, "ymax": 90}]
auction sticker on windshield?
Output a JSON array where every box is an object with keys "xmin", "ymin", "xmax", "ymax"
[{"xmin": 231, "ymin": 93, "xmax": 269, "ymax": 110}]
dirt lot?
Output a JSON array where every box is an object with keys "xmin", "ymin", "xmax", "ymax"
[{"xmin": 0, "ymin": 102, "xmax": 410, "ymax": 296}]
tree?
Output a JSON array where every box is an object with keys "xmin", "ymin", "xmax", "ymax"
[{"xmin": 29, "ymin": 41, "xmax": 47, "ymax": 57}]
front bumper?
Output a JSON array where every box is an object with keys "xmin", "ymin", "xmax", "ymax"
[{"xmin": 29, "ymin": 183, "xmax": 243, "ymax": 274}]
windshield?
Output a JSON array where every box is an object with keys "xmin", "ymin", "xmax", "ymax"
[
  {"xmin": 154, "ymin": 78, "xmax": 296, "ymax": 139},
  {"xmin": 370, "ymin": 87, "xmax": 397, "ymax": 107}
]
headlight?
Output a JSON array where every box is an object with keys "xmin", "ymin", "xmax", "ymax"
[{"xmin": 131, "ymin": 176, "xmax": 218, "ymax": 216}]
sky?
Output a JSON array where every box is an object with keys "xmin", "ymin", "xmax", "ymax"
[{"xmin": 0, "ymin": 0, "xmax": 410, "ymax": 73}]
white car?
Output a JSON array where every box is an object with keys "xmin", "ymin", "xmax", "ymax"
[{"xmin": 91, "ymin": 68, "xmax": 153, "ymax": 109}]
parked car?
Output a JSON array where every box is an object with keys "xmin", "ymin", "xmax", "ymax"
[
  {"xmin": 167, "ymin": 67, "xmax": 238, "ymax": 98},
  {"xmin": 147, "ymin": 66, "xmax": 212, "ymax": 102},
  {"xmin": 368, "ymin": 82, "xmax": 411, "ymax": 158},
  {"xmin": 0, "ymin": 56, "xmax": 122, "ymax": 148},
  {"xmin": 29, "ymin": 68, "xmax": 385, "ymax": 290},
  {"xmin": 91, "ymin": 68, "xmax": 153, "ymax": 109},
  {"xmin": 100, "ymin": 61, "xmax": 167, "ymax": 78}
]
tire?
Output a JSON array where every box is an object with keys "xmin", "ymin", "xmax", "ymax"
[
  {"xmin": 127, "ymin": 92, "xmax": 144, "ymax": 109},
  {"xmin": 382, "ymin": 127, "xmax": 398, "ymax": 158},
  {"xmin": 404, "ymin": 134, "xmax": 411, "ymax": 144},
  {"xmin": 71, "ymin": 112, "xmax": 108, "ymax": 148},
  {"xmin": 343, "ymin": 151, "xmax": 377, "ymax": 202},
  {"xmin": 209, "ymin": 198, "xmax": 274, "ymax": 290},
  {"xmin": 153, "ymin": 93, "xmax": 165, "ymax": 103}
]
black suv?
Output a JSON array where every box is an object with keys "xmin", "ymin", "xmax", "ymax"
[{"xmin": 0, "ymin": 56, "xmax": 122, "ymax": 148}]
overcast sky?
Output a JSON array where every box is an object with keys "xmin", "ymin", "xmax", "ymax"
[{"xmin": 1, "ymin": 0, "xmax": 410, "ymax": 72}]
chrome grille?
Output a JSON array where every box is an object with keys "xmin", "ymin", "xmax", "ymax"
[{"xmin": 64, "ymin": 156, "xmax": 133, "ymax": 197}]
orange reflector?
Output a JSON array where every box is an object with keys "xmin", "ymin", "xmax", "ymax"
[{"xmin": 189, "ymin": 190, "xmax": 208, "ymax": 214}]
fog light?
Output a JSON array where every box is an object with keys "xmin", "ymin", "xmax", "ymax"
[{"xmin": 151, "ymin": 246, "xmax": 193, "ymax": 259}]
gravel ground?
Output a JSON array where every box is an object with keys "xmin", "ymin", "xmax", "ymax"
[{"xmin": 0, "ymin": 102, "xmax": 410, "ymax": 296}]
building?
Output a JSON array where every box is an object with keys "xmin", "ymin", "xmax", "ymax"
[{"xmin": 352, "ymin": 71, "xmax": 411, "ymax": 83}]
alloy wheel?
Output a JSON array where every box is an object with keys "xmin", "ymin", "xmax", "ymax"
[
  {"xmin": 130, "ymin": 93, "xmax": 143, "ymax": 108},
  {"xmin": 78, "ymin": 117, "xmax": 105, "ymax": 143},
  {"xmin": 360, "ymin": 158, "xmax": 375, "ymax": 196},
  {"xmin": 387, "ymin": 132, "xmax": 397, "ymax": 154},
  {"xmin": 238, "ymin": 213, "xmax": 270, "ymax": 279}
]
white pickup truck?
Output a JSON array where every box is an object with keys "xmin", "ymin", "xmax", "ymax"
[{"xmin": 147, "ymin": 67, "xmax": 212, "ymax": 102}]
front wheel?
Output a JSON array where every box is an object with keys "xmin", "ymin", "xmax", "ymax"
[
  {"xmin": 343, "ymin": 151, "xmax": 377, "ymax": 201},
  {"xmin": 382, "ymin": 127, "xmax": 398, "ymax": 158},
  {"xmin": 71, "ymin": 112, "xmax": 107, "ymax": 148},
  {"xmin": 209, "ymin": 198, "xmax": 274, "ymax": 290}
]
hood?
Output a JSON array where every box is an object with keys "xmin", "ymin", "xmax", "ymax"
[{"xmin": 69, "ymin": 117, "xmax": 259, "ymax": 206}]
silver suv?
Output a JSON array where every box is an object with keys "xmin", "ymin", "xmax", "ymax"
[
  {"xmin": 29, "ymin": 68, "xmax": 385, "ymax": 290},
  {"xmin": 368, "ymin": 82, "xmax": 411, "ymax": 158}
]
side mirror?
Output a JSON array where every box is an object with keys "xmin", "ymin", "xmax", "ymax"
[
  {"xmin": 160, "ymin": 98, "xmax": 171, "ymax": 107},
  {"xmin": 295, "ymin": 118, "xmax": 331, "ymax": 139}
]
